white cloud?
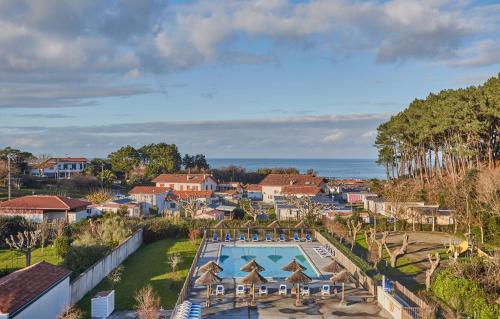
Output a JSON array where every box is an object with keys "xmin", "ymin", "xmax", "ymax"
[
  {"xmin": 361, "ymin": 130, "xmax": 377, "ymax": 138},
  {"xmin": 322, "ymin": 131, "xmax": 344, "ymax": 143}
]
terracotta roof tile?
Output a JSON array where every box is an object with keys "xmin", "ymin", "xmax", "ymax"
[
  {"xmin": 152, "ymin": 174, "xmax": 216, "ymax": 184},
  {"xmin": 0, "ymin": 195, "xmax": 90, "ymax": 211},
  {"xmin": 172, "ymin": 190, "xmax": 214, "ymax": 200},
  {"xmin": 128, "ymin": 186, "xmax": 169, "ymax": 195},
  {"xmin": 282, "ymin": 185, "xmax": 322, "ymax": 195},
  {"xmin": 259, "ymin": 174, "xmax": 323, "ymax": 187},
  {"xmin": 0, "ymin": 261, "xmax": 71, "ymax": 315},
  {"xmin": 245, "ymin": 184, "xmax": 262, "ymax": 191}
]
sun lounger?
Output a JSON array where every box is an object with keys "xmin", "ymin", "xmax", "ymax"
[
  {"xmin": 225, "ymin": 233, "xmax": 231, "ymax": 242},
  {"xmin": 252, "ymin": 233, "xmax": 259, "ymax": 242},
  {"xmin": 239, "ymin": 233, "xmax": 245, "ymax": 242},
  {"xmin": 301, "ymin": 285, "xmax": 310, "ymax": 296},
  {"xmin": 215, "ymin": 285, "xmax": 225, "ymax": 296},
  {"xmin": 212, "ymin": 233, "xmax": 219, "ymax": 242},
  {"xmin": 305, "ymin": 233, "xmax": 312, "ymax": 242},
  {"xmin": 236, "ymin": 284, "xmax": 246, "ymax": 296},
  {"xmin": 321, "ymin": 285, "xmax": 330, "ymax": 295},
  {"xmin": 265, "ymin": 233, "xmax": 272, "ymax": 242},
  {"xmin": 313, "ymin": 247, "xmax": 332, "ymax": 258},
  {"xmin": 278, "ymin": 284, "xmax": 287, "ymax": 296},
  {"xmin": 279, "ymin": 233, "xmax": 286, "ymax": 242},
  {"xmin": 293, "ymin": 232, "xmax": 300, "ymax": 242},
  {"xmin": 259, "ymin": 285, "xmax": 268, "ymax": 296}
]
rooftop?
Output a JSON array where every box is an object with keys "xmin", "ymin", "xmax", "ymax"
[
  {"xmin": 128, "ymin": 186, "xmax": 170, "ymax": 195},
  {"xmin": 0, "ymin": 195, "xmax": 90, "ymax": 211},
  {"xmin": 259, "ymin": 174, "xmax": 323, "ymax": 187},
  {"xmin": 153, "ymin": 173, "xmax": 215, "ymax": 184}
]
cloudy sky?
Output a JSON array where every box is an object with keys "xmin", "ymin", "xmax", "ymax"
[{"xmin": 0, "ymin": 0, "xmax": 498, "ymax": 159}]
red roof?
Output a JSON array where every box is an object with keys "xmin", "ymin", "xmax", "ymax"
[
  {"xmin": 282, "ymin": 185, "xmax": 322, "ymax": 195},
  {"xmin": 259, "ymin": 174, "xmax": 323, "ymax": 187},
  {"xmin": 172, "ymin": 190, "xmax": 214, "ymax": 200},
  {"xmin": 55, "ymin": 157, "xmax": 88, "ymax": 162},
  {"xmin": 0, "ymin": 261, "xmax": 71, "ymax": 315},
  {"xmin": 129, "ymin": 186, "xmax": 169, "ymax": 195},
  {"xmin": 246, "ymin": 184, "xmax": 262, "ymax": 192},
  {"xmin": 0, "ymin": 195, "xmax": 90, "ymax": 211},
  {"xmin": 153, "ymin": 174, "xmax": 216, "ymax": 184}
]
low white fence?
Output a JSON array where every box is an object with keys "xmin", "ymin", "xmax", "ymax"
[{"xmin": 70, "ymin": 229, "xmax": 143, "ymax": 304}]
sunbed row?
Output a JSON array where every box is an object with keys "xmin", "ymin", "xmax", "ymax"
[
  {"xmin": 173, "ymin": 300, "xmax": 202, "ymax": 319},
  {"xmin": 212, "ymin": 232, "xmax": 313, "ymax": 242},
  {"xmin": 313, "ymin": 246, "xmax": 333, "ymax": 258},
  {"xmin": 214, "ymin": 283, "xmax": 335, "ymax": 297}
]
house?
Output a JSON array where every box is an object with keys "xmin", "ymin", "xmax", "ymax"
[
  {"xmin": 259, "ymin": 174, "xmax": 327, "ymax": 203},
  {"xmin": 217, "ymin": 181, "xmax": 243, "ymax": 192},
  {"xmin": 245, "ymin": 184, "xmax": 263, "ymax": 201},
  {"xmin": 0, "ymin": 261, "xmax": 71, "ymax": 319},
  {"xmin": 31, "ymin": 157, "xmax": 89, "ymax": 179},
  {"xmin": 128, "ymin": 186, "xmax": 169, "ymax": 215},
  {"xmin": 193, "ymin": 208, "xmax": 224, "ymax": 220},
  {"xmin": 152, "ymin": 174, "xmax": 218, "ymax": 191},
  {"xmin": 87, "ymin": 198, "xmax": 141, "ymax": 218},
  {"xmin": 404, "ymin": 205, "xmax": 455, "ymax": 226},
  {"xmin": 0, "ymin": 195, "xmax": 90, "ymax": 223},
  {"xmin": 274, "ymin": 200, "xmax": 301, "ymax": 220},
  {"xmin": 171, "ymin": 190, "xmax": 218, "ymax": 205},
  {"xmin": 281, "ymin": 185, "xmax": 322, "ymax": 197},
  {"xmin": 364, "ymin": 196, "xmax": 386, "ymax": 214},
  {"xmin": 344, "ymin": 192, "xmax": 378, "ymax": 203}
]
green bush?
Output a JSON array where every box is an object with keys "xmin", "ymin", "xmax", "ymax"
[
  {"xmin": 142, "ymin": 219, "xmax": 189, "ymax": 243},
  {"xmin": 54, "ymin": 235, "xmax": 72, "ymax": 258},
  {"xmin": 63, "ymin": 245, "xmax": 110, "ymax": 277},
  {"xmin": 0, "ymin": 216, "xmax": 29, "ymax": 247},
  {"xmin": 432, "ymin": 269, "xmax": 499, "ymax": 319}
]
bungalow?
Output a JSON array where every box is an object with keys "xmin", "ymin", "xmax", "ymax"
[
  {"xmin": 364, "ymin": 196, "xmax": 386, "ymax": 214},
  {"xmin": 217, "ymin": 181, "xmax": 243, "ymax": 192},
  {"xmin": 344, "ymin": 192, "xmax": 378, "ymax": 203},
  {"xmin": 87, "ymin": 198, "xmax": 141, "ymax": 218},
  {"xmin": 31, "ymin": 157, "xmax": 89, "ymax": 179},
  {"xmin": 0, "ymin": 261, "xmax": 71, "ymax": 319},
  {"xmin": 193, "ymin": 208, "xmax": 224, "ymax": 220},
  {"xmin": 404, "ymin": 205, "xmax": 455, "ymax": 226},
  {"xmin": 171, "ymin": 190, "xmax": 217, "ymax": 205},
  {"xmin": 152, "ymin": 173, "xmax": 218, "ymax": 191},
  {"xmin": 0, "ymin": 195, "xmax": 90, "ymax": 223},
  {"xmin": 259, "ymin": 174, "xmax": 327, "ymax": 203},
  {"xmin": 245, "ymin": 184, "xmax": 263, "ymax": 201},
  {"xmin": 128, "ymin": 186, "xmax": 169, "ymax": 215}
]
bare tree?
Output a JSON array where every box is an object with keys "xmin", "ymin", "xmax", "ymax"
[
  {"xmin": 108, "ymin": 265, "xmax": 124, "ymax": 290},
  {"xmin": 189, "ymin": 228, "xmax": 199, "ymax": 245},
  {"xmin": 241, "ymin": 199, "xmax": 262, "ymax": 221},
  {"xmin": 169, "ymin": 253, "xmax": 183, "ymax": 280},
  {"xmin": 347, "ymin": 219, "xmax": 362, "ymax": 251},
  {"xmin": 476, "ymin": 167, "xmax": 500, "ymax": 243},
  {"xmin": 58, "ymin": 306, "xmax": 83, "ymax": 319},
  {"xmin": 383, "ymin": 232, "xmax": 409, "ymax": 267},
  {"xmin": 37, "ymin": 220, "xmax": 50, "ymax": 251},
  {"xmin": 135, "ymin": 285, "xmax": 161, "ymax": 319},
  {"xmin": 325, "ymin": 219, "xmax": 349, "ymax": 244},
  {"xmin": 364, "ymin": 229, "xmax": 374, "ymax": 251},
  {"xmin": 180, "ymin": 196, "xmax": 204, "ymax": 219},
  {"xmin": 288, "ymin": 196, "xmax": 323, "ymax": 222},
  {"xmin": 425, "ymin": 253, "xmax": 440, "ymax": 291},
  {"xmin": 5, "ymin": 230, "xmax": 41, "ymax": 266},
  {"xmin": 374, "ymin": 231, "xmax": 388, "ymax": 261}
]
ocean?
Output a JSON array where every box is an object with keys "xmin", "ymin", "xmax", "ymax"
[{"xmin": 207, "ymin": 158, "xmax": 386, "ymax": 179}]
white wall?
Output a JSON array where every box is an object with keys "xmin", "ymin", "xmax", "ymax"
[
  {"xmin": 12, "ymin": 277, "xmax": 70, "ymax": 319},
  {"xmin": 377, "ymin": 286, "xmax": 403, "ymax": 319},
  {"xmin": 262, "ymin": 186, "xmax": 282, "ymax": 203}
]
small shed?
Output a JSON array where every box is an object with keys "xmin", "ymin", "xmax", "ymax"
[{"xmin": 91, "ymin": 290, "xmax": 115, "ymax": 318}]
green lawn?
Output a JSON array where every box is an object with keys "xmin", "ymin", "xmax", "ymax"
[
  {"xmin": 77, "ymin": 238, "xmax": 199, "ymax": 318},
  {"xmin": 0, "ymin": 245, "xmax": 62, "ymax": 271},
  {"xmin": 0, "ymin": 187, "xmax": 90, "ymax": 201}
]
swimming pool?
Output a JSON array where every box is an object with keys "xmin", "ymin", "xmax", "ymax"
[{"xmin": 217, "ymin": 245, "xmax": 319, "ymax": 278}]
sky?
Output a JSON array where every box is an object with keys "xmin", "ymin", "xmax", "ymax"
[{"xmin": 0, "ymin": 0, "xmax": 498, "ymax": 159}]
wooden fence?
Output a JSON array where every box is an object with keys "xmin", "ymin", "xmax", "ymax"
[{"xmin": 394, "ymin": 281, "xmax": 433, "ymax": 319}]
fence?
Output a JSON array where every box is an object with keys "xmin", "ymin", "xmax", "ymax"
[
  {"xmin": 315, "ymin": 230, "xmax": 377, "ymax": 295},
  {"xmin": 170, "ymin": 231, "xmax": 207, "ymax": 319},
  {"xmin": 394, "ymin": 281, "xmax": 432, "ymax": 319},
  {"xmin": 69, "ymin": 228, "xmax": 143, "ymax": 304}
]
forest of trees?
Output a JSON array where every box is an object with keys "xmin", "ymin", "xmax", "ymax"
[{"xmin": 375, "ymin": 74, "xmax": 499, "ymax": 182}]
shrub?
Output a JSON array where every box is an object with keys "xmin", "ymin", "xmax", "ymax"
[
  {"xmin": 0, "ymin": 216, "xmax": 29, "ymax": 247},
  {"xmin": 54, "ymin": 235, "xmax": 72, "ymax": 258},
  {"xmin": 99, "ymin": 215, "xmax": 131, "ymax": 246},
  {"xmin": 63, "ymin": 245, "xmax": 110, "ymax": 277},
  {"xmin": 142, "ymin": 219, "xmax": 189, "ymax": 243}
]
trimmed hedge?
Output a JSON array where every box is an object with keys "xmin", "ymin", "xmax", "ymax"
[
  {"xmin": 432, "ymin": 269, "xmax": 499, "ymax": 319},
  {"xmin": 141, "ymin": 219, "xmax": 189, "ymax": 243}
]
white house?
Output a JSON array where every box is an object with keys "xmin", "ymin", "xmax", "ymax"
[
  {"xmin": 152, "ymin": 173, "xmax": 218, "ymax": 191},
  {"xmin": 0, "ymin": 195, "xmax": 90, "ymax": 223},
  {"xmin": 87, "ymin": 198, "xmax": 141, "ymax": 218},
  {"xmin": 31, "ymin": 157, "xmax": 89, "ymax": 179},
  {"xmin": 259, "ymin": 174, "xmax": 327, "ymax": 203},
  {"xmin": 0, "ymin": 261, "xmax": 71, "ymax": 319},
  {"xmin": 344, "ymin": 192, "xmax": 378, "ymax": 203},
  {"xmin": 245, "ymin": 184, "xmax": 263, "ymax": 201},
  {"xmin": 128, "ymin": 186, "xmax": 169, "ymax": 215}
]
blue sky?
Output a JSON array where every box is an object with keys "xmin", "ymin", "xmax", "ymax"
[{"xmin": 0, "ymin": 0, "xmax": 498, "ymax": 158}]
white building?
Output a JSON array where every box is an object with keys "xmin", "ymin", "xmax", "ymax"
[
  {"xmin": 31, "ymin": 157, "xmax": 89, "ymax": 179},
  {"xmin": 245, "ymin": 184, "xmax": 263, "ymax": 201},
  {"xmin": 87, "ymin": 198, "xmax": 141, "ymax": 218},
  {"xmin": 0, "ymin": 195, "xmax": 90, "ymax": 223},
  {"xmin": 0, "ymin": 261, "xmax": 71, "ymax": 319},
  {"xmin": 259, "ymin": 174, "xmax": 327, "ymax": 203},
  {"xmin": 128, "ymin": 186, "xmax": 169, "ymax": 215},
  {"xmin": 152, "ymin": 173, "xmax": 218, "ymax": 191}
]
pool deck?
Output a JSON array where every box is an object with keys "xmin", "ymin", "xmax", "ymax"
[{"xmin": 185, "ymin": 240, "xmax": 391, "ymax": 319}]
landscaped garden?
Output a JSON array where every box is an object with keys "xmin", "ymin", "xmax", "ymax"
[
  {"xmin": 0, "ymin": 246, "xmax": 62, "ymax": 272},
  {"xmin": 76, "ymin": 238, "xmax": 199, "ymax": 318}
]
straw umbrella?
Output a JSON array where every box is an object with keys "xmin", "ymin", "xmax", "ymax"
[
  {"xmin": 322, "ymin": 258, "xmax": 342, "ymax": 273},
  {"xmin": 242, "ymin": 220, "xmax": 252, "ymax": 239},
  {"xmin": 330, "ymin": 270, "xmax": 352, "ymax": 305},
  {"xmin": 240, "ymin": 259, "xmax": 265, "ymax": 272},
  {"xmin": 214, "ymin": 220, "xmax": 227, "ymax": 238},
  {"xmin": 242, "ymin": 268, "xmax": 268, "ymax": 306},
  {"xmin": 195, "ymin": 269, "xmax": 222, "ymax": 307},
  {"xmin": 282, "ymin": 258, "xmax": 306, "ymax": 272},
  {"xmin": 199, "ymin": 260, "xmax": 223, "ymax": 273},
  {"xmin": 294, "ymin": 220, "xmax": 307, "ymax": 238},
  {"xmin": 267, "ymin": 220, "xmax": 281, "ymax": 238},
  {"xmin": 285, "ymin": 269, "xmax": 312, "ymax": 306}
]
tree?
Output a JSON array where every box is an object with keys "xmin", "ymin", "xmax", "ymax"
[
  {"xmin": 288, "ymin": 196, "xmax": 323, "ymax": 223},
  {"xmin": 182, "ymin": 154, "xmax": 194, "ymax": 169},
  {"xmin": 140, "ymin": 143, "xmax": 182, "ymax": 177},
  {"xmin": 180, "ymin": 197, "xmax": 205, "ymax": 219},
  {"xmin": 108, "ymin": 265, "xmax": 124, "ymax": 290},
  {"xmin": 347, "ymin": 219, "xmax": 362, "ymax": 251},
  {"xmin": 58, "ymin": 306, "xmax": 83, "ymax": 319},
  {"xmin": 84, "ymin": 158, "xmax": 112, "ymax": 176},
  {"xmin": 108, "ymin": 145, "xmax": 140, "ymax": 181},
  {"xmin": 169, "ymin": 253, "xmax": 183, "ymax": 280},
  {"xmin": 5, "ymin": 230, "xmax": 41, "ymax": 266},
  {"xmin": 97, "ymin": 169, "xmax": 116, "ymax": 188},
  {"xmin": 85, "ymin": 190, "xmax": 113, "ymax": 204},
  {"xmin": 425, "ymin": 252, "xmax": 440, "ymax": 291},
  {"xmin": 383, "ymin": 232, "xmax": 409, "ymax": 267},
  {"xmin": 135, "ymin": 285, "xmax": 160, "ymax": 319},
  {"xmin": 241, "ymin": 199, "xmax": 262, "ymax": 221},
  {"xmin": 476, "ymin": 167, "xmax": 500, "ymax": 243}
]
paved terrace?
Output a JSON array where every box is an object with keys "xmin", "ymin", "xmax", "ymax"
[{"xmin": 187, "ymin": 240, "xmax": 390, "ymax": 319}]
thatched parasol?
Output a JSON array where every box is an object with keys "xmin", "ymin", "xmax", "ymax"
[
  {"xmin": 282, "ymin": 258, "xmax": 306, "ymax": 272},
  {"xmin": 240, "ymin": 259, "xmax": 265, "ymax": 272},
  {"xmin": 242, "ymin": 268, "xmax": 268, "ymax": 305},
  {"xmin": 195, "ymin": 270, "xmax": 222, "ymax": 307},
  {"xmin": 330, "ymin": 269, "xmax": 352, "ymax": 305},
  {"xmin": 267, "ymin": 220, "xmax": 281, "ymax": 237},
  {"xmin": 214, "ymin": 220, "xmax": 228, "ymax": 238},
  {"xmin": 294, "ymin": 220, "xmax": 307, "ymax": 238},
  {"xmin": 285, "ymin": 269, "xmax": 312, "ymax": 306},
  {"xmin": 199, "ymin": 260, "xmax": 223, "ymax": 273},
  {"xmin": 241, "ymin": 220, "xmax": 252, "ymax": 239},
  {"xmin": 322, "ymin": 259, "xmax": 342, "ymax": 273}
]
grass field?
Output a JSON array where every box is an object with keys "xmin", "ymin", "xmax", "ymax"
[
  {"xmin": 0, "ymin": 245, "xmax": 62, "ymax": 271},
  {"xmin": 0, "ymin": 186, "xmax": 90, "ymax": 201},
  {"xmin": 77, "ymin": 238, "xmax": 199, "ymax": 318}
]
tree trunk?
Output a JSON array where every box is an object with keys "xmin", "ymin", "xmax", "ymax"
[{"xmin": 25, "ymin": 251, "xmax": 31, "ymax": 267}]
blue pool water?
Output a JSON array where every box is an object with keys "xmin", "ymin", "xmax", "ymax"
[{"xmin": 218, "ymin": 245, "xmax": 318, "ymax": 278}]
